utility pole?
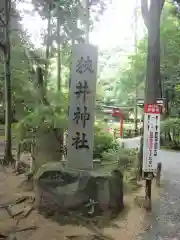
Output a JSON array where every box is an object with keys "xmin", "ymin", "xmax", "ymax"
[{"xmin": 134, "ymin": 0, "xmax": 138, "ymax": 136}]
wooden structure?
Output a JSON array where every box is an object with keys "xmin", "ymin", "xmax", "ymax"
[
  {"xmin": 112, "ymin": 108, "xmax": 124, "ymax": 137},
  {"xmin": 97, "ymin": 104, "xmax": 135, "ymax": 121}
]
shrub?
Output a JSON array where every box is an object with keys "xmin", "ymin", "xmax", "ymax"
[
  {"xmin": 14, "ymin": 104, "xmax": 68, "ymax": 141},
  {"xmin": 161, "ymin": 118, "xmax": 180, "ymax": 149},
  {"xmin": 13, "ymin": 103, "xmax": 68, "ymax": 173},
  {"xmin": 93, "ymin": 124, "xmax": 118, "ymax": 159},
  {"xmin": 101, "ymin": 147, "xmax": 139, "ymax": 172}
]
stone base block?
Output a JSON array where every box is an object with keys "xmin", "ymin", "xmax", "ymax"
[{"xmin": 34, "ymin": 163, "xmax": 124, "ymax": 215}]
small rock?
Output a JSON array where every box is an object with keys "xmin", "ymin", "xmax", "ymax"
[
  {"xmin": 66, "ymin": 235, "xmax": 95, "ymax": 240},
  {"xmin": 9, "ymin": 204, "xmax": 24, "ymax": 217},
  {"xmin": 0, "ymin": 218, "xmax": 15, "ymax": 235},
  {"xmin": 0, "ymin": 208, "xmax": 10, "ymax": 220},
  {"xmin": 110, "ymin": 222, "xmax": 120, "ymax": 228},
  {"xmin": 8, "ymin": 234, "xmax": 17, "ymax": 240},
  {"xmin": 22, "ymin": 205, "xmax": 34, "ymax": 218}
]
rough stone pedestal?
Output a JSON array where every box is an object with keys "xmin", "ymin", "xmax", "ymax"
[{"xmin": 34, "ymin": 163, "xmax": 124, "ymax": 215}]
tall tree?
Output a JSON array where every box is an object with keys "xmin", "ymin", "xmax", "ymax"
[
  {"xmin": 141, "ymin": 0, "xmax": 165, "ymax": 102},
  {"xmin": 140, "ymin": 0, "xmax": 165, "ymax": 202},
  {"xmin": 0, "ymin": 0, "xmax": 13, "ymax": 164},
  {"xmin": 44, "ymin": 3, "xmax": 52, "ymax": 89},
  {"xmin": 30, "ymin": 0, "xmax": 111, "ymax": 91}
]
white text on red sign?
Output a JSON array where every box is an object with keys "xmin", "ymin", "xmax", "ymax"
[{"xmin": 145, "ymin": 104, "xmax": 160, "ymax": 114}]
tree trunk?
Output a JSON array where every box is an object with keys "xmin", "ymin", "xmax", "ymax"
[
  {"xmin": 56, "ymin": 17, "xmax": 63, "ymax": 160},
  {"xmin": 134, "ymin": 0, "xmax": 138, "ymax": 134},
  {"xmin": 57, "ymin": 17, "xmax": 61, "ymax": 92},
  {"xmin": 36, "ymin": 67, "xmax": 48, "ymax": 105},
  {"xmin": 44, "ymin": 4, "xmax": 52, "ymax": 89},
  {"xmin": 139, "ymin": 0, "xmax": 165, "ymax": 178},
  {"xmin": 3, "ymin": 0, "xmax": 13, "ymax": 165},
  {"xmin": 144, "ymin": 0, "xmax": 163, "ymax": 102},
  {"xmin": 15, "ymin": 142, "xmax": 21, "ymax": 171},
  {"xmin": 138, "ymin": 135, "xmax": 143, "ymax": 180}
]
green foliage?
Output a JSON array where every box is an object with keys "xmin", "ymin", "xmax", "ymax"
[
  {"xmin": 161, "ymin": 118, "xmax": 180, "ymax": 149},
  {"xmin": 30, "ymin": 0, "xmax": 110, "ymax": 48},
  {"xmin": 97, "ymin": 38, "xmax": 147, "ymax": 106},
  {"xmin": 14, "ymin": 93, "xmax": 68, "ymax": 141},
  {"xmin": 0, "ymin": 31, "xmax": 36, "ymax": 121},
  {"xmin": 102, "ymin": 147, "xmax": 139, "ymax": 172},
  {"xmin": 97, "ymin": 1, "xmax": 180, "ymax": 109},
  {"xmin": 161, "ymin": 117, "xmax": 180, "ymax": 132},
  {"xmin": 93, "ymin": 124, "xmax": 118, "ymax": 159}
]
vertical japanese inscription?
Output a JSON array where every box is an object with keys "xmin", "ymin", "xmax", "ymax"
[
  {"xmin": 74, "ymin": 80, "xmax": 90, "ymax": 102},
  {"xmin": 67, "ymin": 44, "xmax": 98, "ymax": 170},
  {"xmin": 71, "ymin": 78, "xmax": 91, "ymax": 149},
  {"xmin": 154, "ymin": 115, "xmax": 158, "ymax": 156},
  {"xmin": 143, "ymin": 110, "xmax": 160, "ymax": 172},
  {"xmin": 72, "ymin": 80, "xmax": 91, "ymax": 149},
  {"xmin": 73, "ymin": 106, "xmax": 90, "ymax": 128},
  {"xmin": 148, "ymin": 131, "xmax": 153, "ymax": 168},
  {"xmin": 72, "ymin": 132, "xmax": 89, "ymax": 149},
  {"xmin": 76, "ymin": 56, "xmax": 94, "ymax": 74}
]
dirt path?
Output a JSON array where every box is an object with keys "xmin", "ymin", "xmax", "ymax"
[
  {"xmin": 0, "ymin": 137, "xmax": 162, "ymax": 240},
  {"xmin": 0, "ymin": 164, "xmax": 158, "ymax": 240}
]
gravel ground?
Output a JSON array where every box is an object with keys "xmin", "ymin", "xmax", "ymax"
[{"xmin": 138, "ymin": 150, "xmax": 180, "ymax": 240}]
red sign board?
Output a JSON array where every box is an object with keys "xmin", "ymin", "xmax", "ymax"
[{"xmin": 144, "ymin": 104, "xmax": 160, "ymax": 114}]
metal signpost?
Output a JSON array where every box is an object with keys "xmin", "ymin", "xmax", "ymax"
[{"xmin": 67, "ymin": 44, "xmax": 98, "ymax": 170}]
